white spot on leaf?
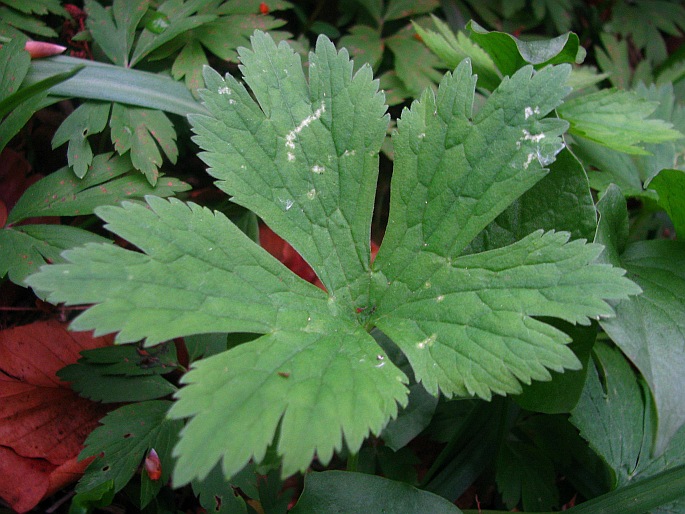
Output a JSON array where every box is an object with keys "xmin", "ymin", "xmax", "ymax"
[
  {"xmin": 524, "ymin": 106, "xmax": 540, "ymax": 119},
  {"xmin": 521, "ymin": 129, "xmax": 545, "ymax": 143},
  {"xmin": 417, "ymin": 334, "xmax": 437, "ymax": 349},
  {"xmin": 285, "ymin": 101, "xmax": 326, "ymax": 151}
]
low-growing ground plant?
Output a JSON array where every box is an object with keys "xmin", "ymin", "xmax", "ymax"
[{"xmin": 1, "ymin": 1, "xmax": 685, "ymax": 513}]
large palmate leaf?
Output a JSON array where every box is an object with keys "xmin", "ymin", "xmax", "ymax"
[{"xmin": 27, "ymin": 32, "xmax": 639, "ymax": 486}]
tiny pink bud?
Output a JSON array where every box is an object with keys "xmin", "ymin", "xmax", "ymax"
[
  {"xmin": 144, "ymin": 448, "xmax": 162, "ymax": 481},
  {"xmin": 24, "ymin": 41, "xmax": 66, "ymax": 59}
]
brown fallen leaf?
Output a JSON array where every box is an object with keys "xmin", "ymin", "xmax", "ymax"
[{"xmin": 0, "ymin": 319, "xmax": 112, "ymax": 513}]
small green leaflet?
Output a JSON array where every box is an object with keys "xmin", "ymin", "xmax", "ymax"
[
  {"xmin": 339, "ymin": 25, "xmax": 384, "ymax": 72},
  {"xmin": 7, "ymin": 152, "xmax": 189, "ymax": 224},
  {"xmin": 58, "ymin": 342, "xmax": 178, "ymax": 403},
  {"xmin": 77, "ymin": 400, "xmax": 181, "ymax": 508},
  {"xmin": 129, "ymin": 0, "xmax": 216, "ymax": 68},
  {"xmin": 0, "ymin": 224, "xmax": 110, "ymax": 286},
  {"xmin": 51, "ymin": 101, "xmax": 111, "ymax": 178},
  {"xmin": 27, "ymin": 32, "xmax": 640, "ymax": 486},
  {"xmin": 413, "ymin": 15, "xmax": 500, "ymax": 91},
  {"xmin": 85, "ymin": 0, "xmax": 148, "ymax": 67},
  {"xmin": 385, "ymin": 24, "xmax": 444, "ymax": 98},
  {"xmin": 110, "ymin": 104, "xmax": 178, "ymax": 185},
  {"xmin": 557, "ymin": 88, "xmax": 683, "ymax": 155},
  {"xmin": 1, "ymin": 152, "xmax": 188, "ymax": 288}
]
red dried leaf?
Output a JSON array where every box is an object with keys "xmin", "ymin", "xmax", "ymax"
[
  {"xmin": 0, "ymin": 319, "xmax": 112, "ymax": 513},
  {"xmin": 259, "ymin": 2, "xmax": 270, "ymax": 15}
]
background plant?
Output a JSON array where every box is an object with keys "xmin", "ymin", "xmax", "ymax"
[{"xmin": 1, "ymin": 1, "xmax": 685, "ymax": 513}]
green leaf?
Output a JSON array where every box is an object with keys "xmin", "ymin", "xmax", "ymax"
[
  {"xmin": 564, "ymin": 464, "xmax": 685, "ymax": 514},
  {"xmin": 0, "ymin": 37, "xmax": 82, "ymax": 154},
  {"xmin": 24, "ymin": 55, "xmax": 206, "ymax": 117},
  {"xmin": 191, "ymin": 463, "xmax": 249, "ymax": 513},
  {"xmin": 60, "ymin": 364, "xmax": 177, "ymax": 402},
  {"xmin": 79, "ymin": 341, "xmax": 177, "ymax": 374},
  {"xmin": 194, "ymin": 13, "xmax": 288, "ymax": 63},
  {"xmin": 28, "ymin": 33, "xmax": 642, "ymax": 487},
  {"xmin": 192, "ymin": 32, "xmax": 388, "ymax": 308},
  {"xmin": 647, "ymin": 168, "xmax": 685, "ymax": 237},
  {"xmin": 77, "ymin": 400, "xmax": 181, "ymax": 506},
  {"xmin": 170, "ymin": 321, "xmax": 408, "ymax": 483},
  {"xmin": 467, "ymin": 147, "xmax": 598, "ymax": 254},
  {"xmin": 130, "ymin": 0, "xmax": 216, "ymax": 67},
  {"xmin": 596, "ymin": 186, "xmax": 685, "ymax": 455},
  {"xmin": 85, "ymin": 0, "xmax": 149, "ymax": 67},
  {"xmin": 374, "ymin": 230, "xmax": 638, "ymax": 399},
  {"xmin": 570, "ymin": 341, "xmax": 685, "ymax": 512},
  {"xmin": 375, "ymin": 61, "xmax": 571, "ymax": 269},
  {"xmin": 496, "ymin": 440, "xmax": 559, "ymax": 511},
  {"xmin": 386, "ymin": 26, "xmax": 444, "ymax": 98},
  {"xmin": 171, "ymin": 38, "xmax": 208, "ymax": 91},
  {"xmin": 513, "ymin": 321, "xmax": 596, "ymax": 414},
  {"xmin": 413, "ymin": 15, "xmax": 501, "ymax": 91},
  {"xmin": 572, "ymin": 82, "xmax": 685, "ymax": 197},
  {"xmin": 2, "ymin": 0, "xmax": 65, "ymax": 16},
  {"xmin": 51, "ymin": 102, "xmax": 112, "ymax": 178},
  {"xmin": 338, "ymin": 25, "xmax": 383, "ymax": 72},
  {"xmin": 58, "ymin": 341, "xmax": 179, "ymax": 403},
  {"xmin": 0, "ymin": 5, "xmax": 59, "ymax": 38},
  {"xmin": 570, "ymin": 341, "xmax": 647, "ymax": 486},
  {"xmin": 110, "ymin": 104, "xmax": 178, "ymax": 184},
  {"xmin": 290, "ymin": 471, "xmax": 461, "ymax": 513},
  {"xmin": 595, "ymin": 33, "xmax": 636, "ymax": 90},
  {"xmin": 26, "ymin": 197, "xmax": 329, "ymax": 343},
  {"xmin": 68, "ymin": 480, "xmax": 115, "ymax": 514},
  {"xmin": 6, "ymin": 153, "xmax": 190, "ymax": 224},
  {"xmin": 558, "ymin": 89, "xmax": 683, "ymax": 155},
  {"xmin": 0, "ymin": 224, "xmax": 110, "ymax": 286},
  {"xmin": 466, "ymin": 20, "xmax": 585, "ymax": 77}
]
